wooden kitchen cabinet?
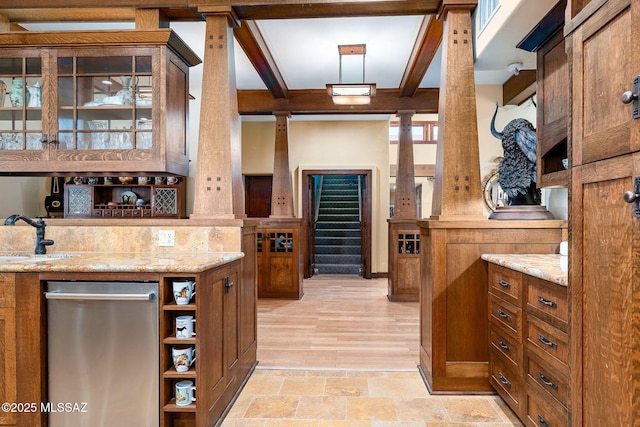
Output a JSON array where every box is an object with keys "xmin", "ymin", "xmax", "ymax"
[
  {"xmin": 0, "ymin": 279, "xmax": 17, "ymax": 426},
  {"xmin": 256, "ymin": 219, "xmax": 304, "ymax": 299},
  {"xmin": 566, "ymin": 0, "xmax": 640, "ymax": 425},
  {"xmin": 387, "ymin": 219, "xmax": 420, "ymax": 302},
  {"xmin": 0, "ymin": 273, "xmax": 45, "ymax": 427},
  {"xmin": 487, "ymin": 263, "xmax": 570, "ymax": 425},
  {"xmin": 518, "ymin": 0, "xmax": 569, "ymax": 188},
  {"xmin": 0, "ymin": 30, "xmax": 200, "ymax": 175}
]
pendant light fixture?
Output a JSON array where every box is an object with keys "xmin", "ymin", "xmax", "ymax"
[{"xmin": 326, "ymin": 44, "xmax": 376, "ymax": 105}]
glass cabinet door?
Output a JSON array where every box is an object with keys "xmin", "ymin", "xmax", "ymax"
[
  {"xmin": 0, "ymin": 53, "xmax": 45, "ymax": 152},
  {"xmin": 55, "ymin": 50, "xmax": 154, "ymax": 154}
]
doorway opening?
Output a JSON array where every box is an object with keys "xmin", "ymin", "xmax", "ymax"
[{"xmin": 302, "ymin": 170, "xmax": 372, "ymax": 279}]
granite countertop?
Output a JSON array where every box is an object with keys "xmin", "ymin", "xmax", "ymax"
[
  {"xmin": 481, "ymin": 253, "xmax": 568, "ymax": 287},
  {"xmin": 0, "ymin": 251, "xmax": 244, "ymax": 273}
]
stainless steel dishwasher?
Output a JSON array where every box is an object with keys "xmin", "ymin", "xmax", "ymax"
[{"xmin": 45, "ymin": 281, "xmax": 159, "ymax": 427}]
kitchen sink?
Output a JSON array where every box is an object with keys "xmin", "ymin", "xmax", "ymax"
[{"xmin": 0, "ymin": 253, "xmax": 74, "ymax": 263}]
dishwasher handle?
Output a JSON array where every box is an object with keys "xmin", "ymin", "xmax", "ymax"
[{"xmin": 44, "ymin": 291, "xmax": 157, "ymax": 301}]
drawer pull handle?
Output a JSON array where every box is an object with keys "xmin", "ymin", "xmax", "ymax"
[
  {"xmin": 538, "ymin": 334, "xmax": 558, "ymax": 349},
  {"xmin": 537, "ymin": 296, "xmax": 557, "ymax": 308},
  {"xmin": 498, "ymin": 372, "xmax": 511, "ymax": 388},
  {"xmin": 498, "ymin": 279, "xmax": 511, "ymax": 289},
  {"xmin": 497, "ymin": 309, "xmax": 510, "ymax": 320},
  {"xmin": 538, "ymin": 414, "xmax": 549, "ymax": 426},
  {"xmin": 538, "ymin": 372, "xmax": 558, "ymax": 390},
  {"xmin": 498, "ymin": 339, "xmax": 510, "ymax": 351}
]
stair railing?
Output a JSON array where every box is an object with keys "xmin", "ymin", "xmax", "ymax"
[
  {"xmin": 314, "ymin": 176, "xmax": 323, "ymax": 224},
  {"xmin": 358, "ymin": 175, "xmax": 363, "ymax": 222}
]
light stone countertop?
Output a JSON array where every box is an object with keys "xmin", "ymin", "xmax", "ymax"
[
  {"xmin": 0, "ymin": 251, "xmax": 244, "ymax": 273},
  {"xmin": 481, "ymin": 253, "xmax": 568, "ymax": 287}
]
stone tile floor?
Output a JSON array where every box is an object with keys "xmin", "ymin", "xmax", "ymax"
[{"xmin": 221, "ymin": 368, "xmax": 523, "ymax": 426}]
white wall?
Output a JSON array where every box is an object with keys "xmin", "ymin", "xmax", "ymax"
[
  {"xmin": 242, "ymin": 119, "xmax": 390, "ymax": 273},
  {"xmin": 0, "ymin": 177, "xmax": 47, "ymax": 218}
]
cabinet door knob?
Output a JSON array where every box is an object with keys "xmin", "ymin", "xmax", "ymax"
[
  {"xmin": 622, "ymin": 76, "xmax": 640, "ymax": 119},
  {"xmin": 621, "ymin": 90, "xmax": 638, "ymax": 104},
  {"xmin": 624, "ymin": 191, "xmax": 639, "ymax": 203},
  {"xmin": 625, "ymin": 177, "xmax": 640, "ymax": 218}
]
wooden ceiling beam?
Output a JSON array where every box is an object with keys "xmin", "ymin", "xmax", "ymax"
[
  {"xmin": 238, "ymin": 88, "xmax": 439, "ymax": 115},
  {"xmin": 0, "ymin": 7, "xmax": 205, "ymax": 22},
  {"xmin": 0, "ymin": 8, "xmax": 137, "ymax": 22},
  {"xmin": 232, "ymin": 1, "xmax": 440, "ymax": 20},
  {"xmin": 399, "ymin": 15, "xmax": 443, "ymax": 97},
  {"xmin": 234, "ymin": 20, "xmax": 288, "ymax": 98},
  {"xmin": 502, "ymin": 69, "xmax": 536, "ymax": 106}
]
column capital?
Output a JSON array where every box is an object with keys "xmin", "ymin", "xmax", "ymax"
[
  {"xmin": 396, "ymin": 110, "xmax": 416, "ymax": 117},
  {"xmin": 273, "ymin": 110, "xmax": 292, "ymax": 118},
  {"xmin": 438, "ymin": 0, "xmax": 478, "ymax": 21},
  {"xmin": 198, "ymin": 6, "xmax": 240, "ymax": 28}
]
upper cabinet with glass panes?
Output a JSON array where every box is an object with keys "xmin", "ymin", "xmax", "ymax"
[{"xmin": 0, "ymin": 30, "xmax": 201, "ymax": 176}]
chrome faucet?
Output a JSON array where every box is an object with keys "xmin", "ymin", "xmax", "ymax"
[{"xmin": 4, "ymin": 214, "xmax": 55, "ymax": 254}]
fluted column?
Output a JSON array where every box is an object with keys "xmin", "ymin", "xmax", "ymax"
[
  {"xmin": 191, "ymin": 9, "xmax": 245, "ymax": 219},
  {"xmin": 270, "ymin": 111, "xmax": 294, "ymax": 218},
  {"xmin": 393, "ymin": 110, "xmax": 418, "ymax": 219},
  {"xmin": 431, "ymin": 2, "xmax": 484, "ymax": 220}
]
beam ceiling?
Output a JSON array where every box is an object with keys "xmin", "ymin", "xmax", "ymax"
[{"xmin": 0, "ymin": 1, "xmax": 445, "ymax": 115}]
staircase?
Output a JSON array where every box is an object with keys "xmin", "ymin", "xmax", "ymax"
[{"xmin": 314, "ymin": 175, "xmax": 362, "ymax": 275}]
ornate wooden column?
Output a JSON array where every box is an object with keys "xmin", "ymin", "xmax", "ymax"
[
  {"xmin": 430, "ymin": 3, "xmax": 484, "ymax": 220},
  {"xmin": 191, "ymin": 8, "xmax": 245, "ymax": 220},
  {"xmin": 270, "ymin": 111, "xmax": 294, "ymax": 218},
  {"xmin": 393, "ymin": 111, "xmax": 418, "ymax": 218},
  {"xmin": 388, "ymin": 110, "xmax": 420, "ymax": 301},
  {"xmin": 257, "ymin": 111, "xmax": 303, "ymax": 299}
]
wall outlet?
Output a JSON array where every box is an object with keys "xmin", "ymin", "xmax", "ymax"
[{"xmin": 158, "ymin": 229, "xmax": 175, "ymax": 247}]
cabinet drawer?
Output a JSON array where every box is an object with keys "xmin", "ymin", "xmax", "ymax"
[
  {"xmin": 526, "ymin": 385, "xmax": 568, "ymax": 427},
  {"xmin": 525, "ymin": 276, "xmax": 568, "ymax": 330},
  {"xmin": 489, "ymin": 326, "xmax": 523, "ymax": 373},
  {"xmin": 489, "ymin": 294, "xmax": 522, "ymax": 338},
  {"xmin": 488, "ymin": 264, "xmax": 522, "ymax": 306},
  {"xmin": 526, "ymin": 352, "xmax": 568, "ymax": 407},
  {"xmin": 526, "ymin": 315, "xmax": 569, "ymax": 370},
  {"xmin": 0, "ymin": 274, "xmax": 15, "ymax": 307},
  {"xmin": 490, "ymin": 354, "xmax": 524, "ymax": 418}
]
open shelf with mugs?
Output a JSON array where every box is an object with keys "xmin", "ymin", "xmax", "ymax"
[
  {"xmin": 161, "ymin": 276, "xmax": 198, "ymax": 421},
  {"xmin": 159, "ymin": 259, "xmax": 254, "ymax": 427}
]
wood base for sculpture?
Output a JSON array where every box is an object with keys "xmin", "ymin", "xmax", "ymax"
[
  {"xmin": 418, "ymin": 219, "xmax": 567, "ymax": 393},
  {"xmin": 488, "ymin": 205, "xmax": 555, "ymax": 220}
]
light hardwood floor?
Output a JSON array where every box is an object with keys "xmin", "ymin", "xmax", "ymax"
[
  {"xmin": 257, "ymin": 275, "xmax": 419, "ymax": 370},
  {"xmin": 221, "ymin": 275, "xmax": 522, "ymax": 426}
]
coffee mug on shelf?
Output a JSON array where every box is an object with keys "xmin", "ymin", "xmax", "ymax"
[
  {"xmin": 167, "ymin": 176, "xmax": 179, "ymax": 184},
  {"xmin": 155, "ymin": 176, "xmax": 166, "ymax": 185},
  {"xmin": 172, "ymin": 347, "xmax": 195, "ymax": 372},
  {"xmin": 173, "ymin": 280, "xmax": 196, "ymax": 305},
  {"xmin": 138, "ymin": 176, "xmax": 150, "ymax": 185},
  {"xmin": 176, "ymin": 315, "xmax": 196, "ymax": 339},
  {"xmin": 175, "ymin": 380, "xmax": 196, "ymax": 406}
]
